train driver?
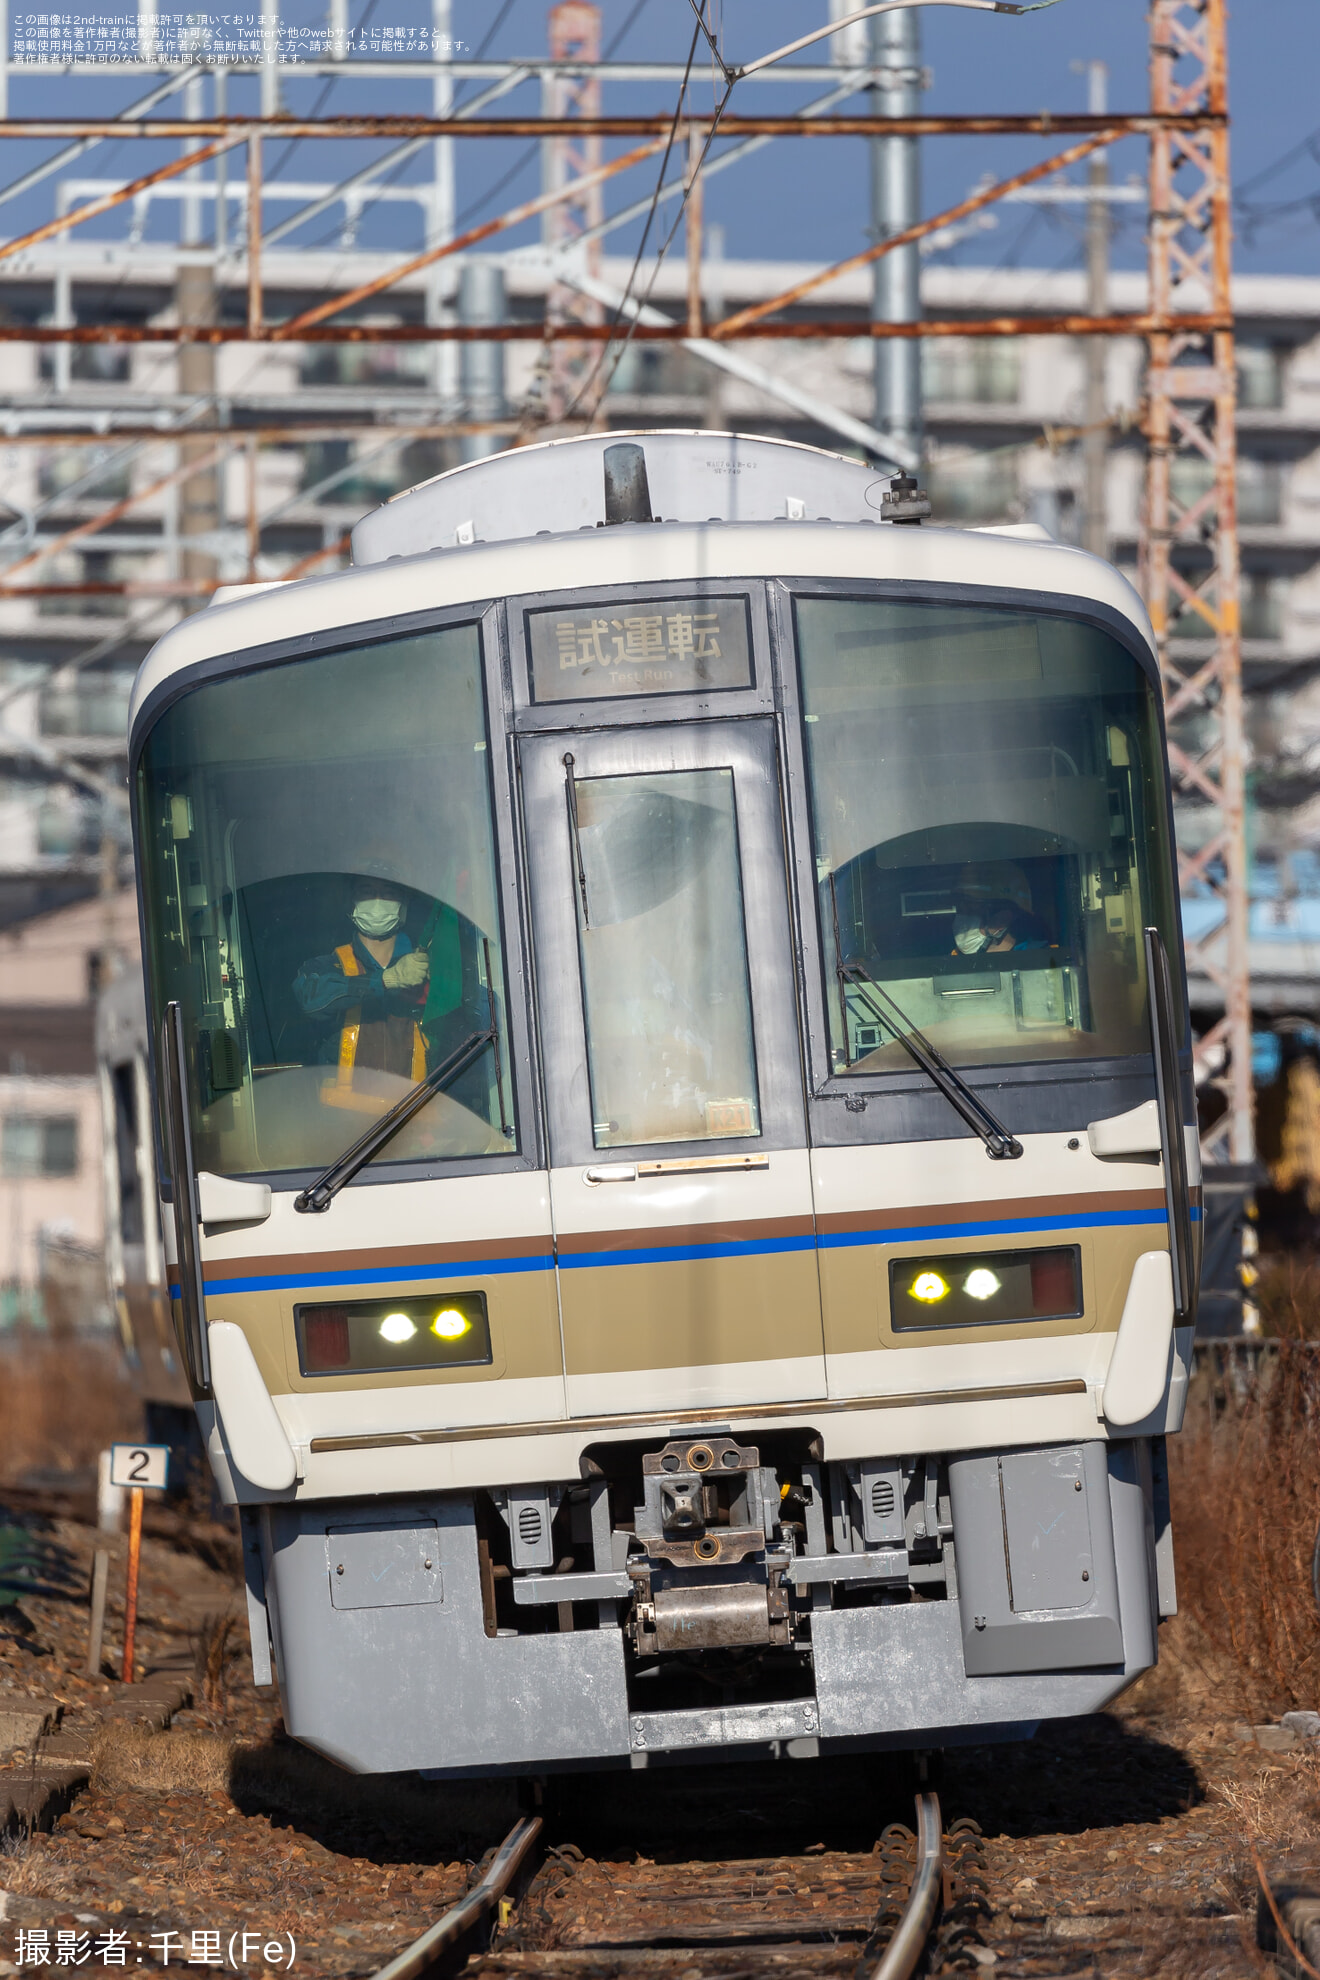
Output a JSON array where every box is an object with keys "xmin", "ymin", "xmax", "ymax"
[
  {"xmin": 293, "ymin": 876, "xmax": 431, "ymax": 1085},
  {"xmin": 952, "ymin": 860, "xmax": 1050, "ymax": 957}
]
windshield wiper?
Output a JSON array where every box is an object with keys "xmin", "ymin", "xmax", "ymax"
[
  {"xmin": 295, "ymin": 1024, "xmax": 497, "ymax": 1213},
  {"xmin": 837, "ymin": 960, "xmax": 1023, "ymax": 1161}
]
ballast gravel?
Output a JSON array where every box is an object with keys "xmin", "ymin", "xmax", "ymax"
[{"xmin": 0, "ymin": 1491, "xmax": 1313, "ymax": 1979}]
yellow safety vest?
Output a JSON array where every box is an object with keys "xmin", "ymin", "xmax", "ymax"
[{"xmin": 333, "ymin": 942, "xmax": 426, "ymax": 1091}]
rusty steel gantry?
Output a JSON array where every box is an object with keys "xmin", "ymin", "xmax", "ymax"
[{"xmin": 1143, "ymin": 0, "xmax": 1252, "ymax": 1166}]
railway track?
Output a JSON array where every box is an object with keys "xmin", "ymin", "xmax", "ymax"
[{"xmin": 370, "ymin": 1791, "xmax": 992, "ymax": 1980}]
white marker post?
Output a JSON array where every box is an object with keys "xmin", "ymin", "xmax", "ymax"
[{"xmin": 108, "ymin": 1444, "xmax": 170, "ymax": 1683}]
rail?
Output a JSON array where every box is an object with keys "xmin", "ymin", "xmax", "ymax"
[
  {"xmin": 368, "ymin": 1816, "xmax": 543, "ymax": 1980},
  {"xmin": 372, "ymin": 1790, "xmax": 956, "ymax": 1980},
  {"xmin": 866, "ymin": 1790, "xmax": 944, "ymax": 1980}
]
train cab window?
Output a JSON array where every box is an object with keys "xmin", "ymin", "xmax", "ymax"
[
  {"xmin": 136, "ymin": 623, "xmax": 515, "ymax": 1179},
  {"xmin": 570, "ymin": 768, "xmax": 761, "ymax": 1148},
  {"xmin": 793, "ymin": 597, "xmax": 1179, "ymax": 1073}
]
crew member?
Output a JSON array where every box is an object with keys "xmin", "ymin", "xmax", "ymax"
[
  {"xmin": 952, "ymin": 859, "xmax": 1050, "ymax": 956},
  {"xmin": 293, "ymin": 878, "xmax": 430, "ymax": 1092},
  {"xmin": 953, "ymin": 899, "xmax": 1049, "ymax": 955}
]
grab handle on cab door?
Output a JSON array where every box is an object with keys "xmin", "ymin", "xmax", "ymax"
[
  {"xmin": 1144, "ymin": 927, "xmax": 1194, "ymax": 1321},
  {"xmin": 161, "ymin": 1001, "xmax": 211, "ymax": 1390}
]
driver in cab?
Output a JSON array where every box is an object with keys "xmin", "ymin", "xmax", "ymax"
[
  {"xmin": 293, "ymin": 876, "xmax": 431, "ymax": 1087},
  {"xmin": 951, "ymin": 860, "xmax": 1049, "ymax": 958}
]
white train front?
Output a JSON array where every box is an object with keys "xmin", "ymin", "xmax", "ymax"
[{"xmin": 126, "ymin": 431, "xmax": 1196, "ymax": 1775}]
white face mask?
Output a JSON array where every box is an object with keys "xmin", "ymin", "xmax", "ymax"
[
  {"xmin": 954, "ymin": 921, "xmax": 988, "ymax": 955},
  {"xmin": 352, "ymin": 897, "xmax": 402, "ymax": 938}
]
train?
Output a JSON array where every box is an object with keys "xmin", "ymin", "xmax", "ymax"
[{"xmin": 124, "ymin": 429, "xmax": 1197, "ymax": 1775}]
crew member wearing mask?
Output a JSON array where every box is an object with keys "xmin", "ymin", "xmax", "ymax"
[
  {"xmin": 293, "ymin": 878, "xmax": 431, "ymax": 1092},
  {"xmin": 952, "ymin": 898, "xmax": 1049, "ymax": 956}
]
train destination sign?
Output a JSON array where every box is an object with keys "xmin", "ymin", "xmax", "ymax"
[{"xmin": 528, "ymin": 595, "xmax": 752, "ymax": 701}]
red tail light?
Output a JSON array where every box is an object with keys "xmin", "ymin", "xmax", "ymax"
[
  {"xmin": 1030, "ymin": 1253, "xmax": 1078, "ymax": 1316},
  {"xmin": 303, "ymin": 1309, "xmax": 350, "ymax": 1371}
]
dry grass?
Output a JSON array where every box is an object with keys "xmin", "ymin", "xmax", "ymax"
[
  {"xmin": 0, "ymin": 1332, "xmax": 140, "ymax": 1485},
  {"xmin": 1258, "ymin": 1253, "xmax": 1320, "ymax": 1341},
  {"xmin": 1169, "ymin": 1339, "xmax": 1320, "ymax": 1720},
  {"xmin": 91, "ymin": 1719, "xmax": 234, "ymax": 1795},
  {"xmin": 193, "ymin": 1611, "xmax": 243, "ymax": 1715},
  {"xmin": 88, "ymin": 1721, "xmax": 522, "ymax": 1854}
]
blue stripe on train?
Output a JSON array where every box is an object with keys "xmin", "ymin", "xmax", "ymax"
[
  {"xmin": 182, "ymin": 1201, "xmax": 1190, "ymax": 1298},
  {"xmin": 186, "ymin": 1253, "xmax": 554, "ymax": 1298}
]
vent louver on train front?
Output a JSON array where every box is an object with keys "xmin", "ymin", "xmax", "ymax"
[
  {"xmin": 496, "ymin": 1485, "xmax": 560, "ymax": 1571},
  {"xmin": 871, "ymin": 1477, "xmax": 897, "ymax": 1523}
]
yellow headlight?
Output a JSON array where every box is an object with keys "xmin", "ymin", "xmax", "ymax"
[
  {"xmin": 911, "ymin": 1271, "xmax": 949, "ymax": 1303},
  {"xmin": 964, "ymin": 1268, "xmax": 1002, "ymax": 1302},
  {"xmin": 379, "ymin": 1312, "xmax": 416, "ymax": 1344},
  {"xmin": 432, "ymin": 1308, "xmax": 471, "ymax": 1341}
]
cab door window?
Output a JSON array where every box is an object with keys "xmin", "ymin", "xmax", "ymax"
[{"xmin": 569, "ymin": 767, "xmax": 760, "ymax": 1149}]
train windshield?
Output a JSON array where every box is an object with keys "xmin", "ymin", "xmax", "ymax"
[
  {"xmin": 136, "ymin": 623, "xmax": 515, "ymax": 1179},
  {"xmin": 794, "ymin": 597, "xmax": 1179, "ymax": 1073}
]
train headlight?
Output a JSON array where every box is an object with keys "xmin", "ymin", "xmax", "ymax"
[
  {"xmin": 890, "ymin": 1247, "xmax": 1081, "ymax": 1331},
  {"xmin": 295, "ymin": 1291, "xmax": 491, "ymax": 1375}
]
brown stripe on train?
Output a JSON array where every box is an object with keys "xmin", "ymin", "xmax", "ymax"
[
  {"xmin": 554, "ymin": 1214, "xmax": 815, "ymax": 1256},
  {"xmin": 307, "ymin": 1377, "xmax": 1090, "ymax": 1453},
  {"xmin": 815, "ymin": 1188, "xmax": 1167, "ymax": 1237},
  {"xmin": 201, "ymin": 1230, "xmax": 552, "ymax": 1285}
]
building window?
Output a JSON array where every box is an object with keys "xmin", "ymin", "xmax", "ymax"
[
  {"xmin": 299, "ymin": 343, "xmax": 431, "ymax": 389},
  {"xmin": 926, "ymin": 450, "xmax": 1020, "ymax": 523},
  {"xmin": 1243, "ymin": 574, "xmax": 1287, "ymax": 641},
  {"xmin": 36, "ymin": 793, "xmax": 98, "ymax": 857},
  {"xmin": 41, "ymin": 670, "xmax": 134, "ymax": 738},
  {"xmin": 36, "ymin": 550, "xmax": 140, "ymax": 620},
  {"xmin": 2, "ymin": 1115, "xmax": 79, "ymax": 1178},
  {"xmin": 38, "ymin": 448, "xmax": 131, "ymax": 504},
  {"xmin": 1169, "ymin": 573, "xmax": 1286, "ymax": 642},
  {"xmin": 1238, "ymin": 342, "xmax": 1285, "ymax": 411},
  {"xmin": 38, "ymin": 342, "xmax": 132, "ymax": 385},
  {"xmin": 607, "ymin": 344, "xmax": 708, "ymax": 398},
  {"xmin": 298, "ymin": 440, "xmax": 406, "ymax": 508},
  {"xmin": 1170, "ymin": 453, "xmax": 1281, "ymax": 527},
  {"xmin": 922, "ymin": 338, "xmax": 1021, "ymax": 405}
]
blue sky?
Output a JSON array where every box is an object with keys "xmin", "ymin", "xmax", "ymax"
[
  {"xmin": 443, "ymin": 0, "xmax": 1320, "ymax": 278},
  {"xmin": 5, "ymin": 1, "xmax": 1317, "ymax": 278}
]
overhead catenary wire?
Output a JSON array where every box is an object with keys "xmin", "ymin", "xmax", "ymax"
[
  {"xmin": 732, "ymin": 0, "xmax": 1068, "ymax": 82},
  {"xmin": 558, "ymin": 13, "xmax": 707, "ymax": 427},
  {"xmin": 562, "ymin": 0, "xmax": 1072, "ymax": 421}
]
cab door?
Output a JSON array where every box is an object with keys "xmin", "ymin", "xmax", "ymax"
[{"xmin": 520, "ymin": 719, "xmax": 826, "ymax": 1419}]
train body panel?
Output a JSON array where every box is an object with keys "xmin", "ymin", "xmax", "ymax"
[{"xmin": 128, "ymin": 431, "xmax": 1191, "ymax": 1774}]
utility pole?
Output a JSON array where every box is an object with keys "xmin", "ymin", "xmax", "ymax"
[
  {"xmin": 458, "ymin": 263, "xmax": 507, "ymax": 463},
  {"xmin": 429, "ymin": 0, "xmax": 457, "ymax": 411},
  {"xmin": 177, "ymin": 70, "xmax": 218, "ymax": 609},
  {"xmin": 870, "ymin": 5, "xmax": 922, "ymax": 465},
  {"xmin": 1077, "ymin": 59, "xmax": 1109, "ymax": 558}
]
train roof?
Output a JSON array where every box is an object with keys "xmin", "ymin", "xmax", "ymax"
[{"xmin": 128, "ymin": 431, "xmax": 1157, "ymax": 741}]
